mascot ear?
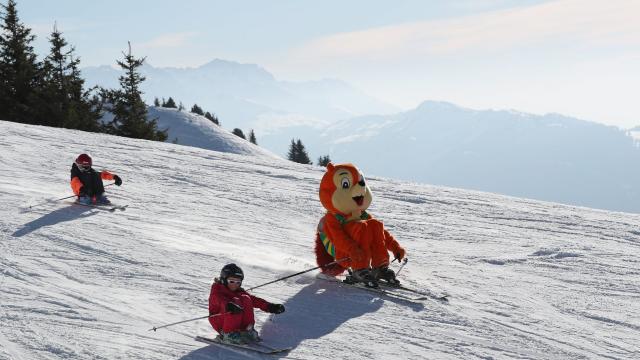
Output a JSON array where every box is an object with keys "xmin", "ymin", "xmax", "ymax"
[{"xmin": 326, "ymin": 162, "xmax": 334, "ymax": 171}]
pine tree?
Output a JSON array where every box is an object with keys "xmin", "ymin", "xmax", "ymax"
[
  {"xmin": 164, "ymin": 97, "xmax": 176, "ymax": 108},
  {"xmin": 248, "ymin": 129, "xmax": 257, "ymax": 145},
  {"xmin": 38, "ymin": 24, "xmax": 100, "ymax": 131},
  {"xmin": 204, "ymin": 111, "xmax": 219, "ymax": 125},
  {"xmin": 153, "ymin": 97, "xmax": 160, "ymax": 106},
  {"xmin": 232, "ymin": 128, "xmax": 245, "ymax": 139},
  {"xmin": 287, "ymin": 138, "xmax": 312, "ymax": 164},
  {"xmin": 296, "ymin": 139, "xmax": 312, "ymax": 164},
  {"xmin": 287, "ymin": 139, "xmax": 298, "ymax": 162},
  {"xmin": 318, "ymin": 155, "xmax": 331, "ymax": 167},
  {"xmin": 106, "ymin": 42, "xmax": 166, "ymax": 141},
  {"xmin": 178, "ymin": 101, "xmax": 184, "ymax": 111},
  {"xmin": 161, "ymin": 97, "xmax": 166, "ymax": 107},
  {"xmin": 191, "ymin": 104, "xmax": 204, "ymax": 115},
  {"xmin": 0, "ymin": 0, "xmax": 40, "ymax": 124}
]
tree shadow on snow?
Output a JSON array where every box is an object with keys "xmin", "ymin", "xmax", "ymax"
[
  {"xmin": 12, "ymin": 205, "xmax": 98, "ymax": 237},
  {"xmin": 180, "ymin": 279, "xmax": 424, "ymax": 359}
]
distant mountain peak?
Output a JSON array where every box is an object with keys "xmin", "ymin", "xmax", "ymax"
[{"xmin": 415, "ymin": 100, "xmax": 464, "ymax": 112}]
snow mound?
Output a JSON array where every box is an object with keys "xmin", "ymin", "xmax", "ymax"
[{"xmin": 149, "ymin": 106, "xmax": 279, "ymax": 158}]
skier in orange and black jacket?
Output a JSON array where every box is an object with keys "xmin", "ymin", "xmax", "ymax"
[{"xmin": 70, "ymin": 153, "xmax": 122, "ymax": 205}]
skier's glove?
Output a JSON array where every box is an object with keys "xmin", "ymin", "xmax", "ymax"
[
  {"xmin": 78, "ymin": 187, "xmax": 86, "ymax": 196},
  {"xmin": 394, "ymin": 247, "xmax": 406, "ymax": 262},
  {"xmin": 113, "ymin": 175, "xmax": 122, "ymax": 186},
  {"xmin": 226, "ymin": 302, "xmax": 243, "ymax": 314},
  {"xmin": 267, "ymin": 303, "xmax": 285, "ymax": 314}
]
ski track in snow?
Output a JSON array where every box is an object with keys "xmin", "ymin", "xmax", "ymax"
[{"xmin": 1, "ymin": 120, "xmax": 640, "ymax": 359}]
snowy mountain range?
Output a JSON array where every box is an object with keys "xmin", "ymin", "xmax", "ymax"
[
  {"xmin": 84, "ymin": 59, "xmax": 640, "ymax": 214},
  {"xmin": 309, "ymin": 101, "xmax": 640, "ymax": 214},
  {"xmin": 2, "ymin": 120, "xmax": 639, "ymax": 359},
  {"xmin": 82, "ymin": 59, "xmax": 399, "ymax": 132}
]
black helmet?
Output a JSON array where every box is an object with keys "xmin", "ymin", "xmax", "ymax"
[{"xmin": 220, "ymin": 263, "xmax": 244, "ymax": 285}]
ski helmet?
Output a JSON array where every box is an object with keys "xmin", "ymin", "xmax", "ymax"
[
  {"xmin": 220, "ymin": 263, "xmax": 244, "ymax": 285},
  {"xmin": 75, "ymin": 154, "xmax": 92, "ymax": 169}
]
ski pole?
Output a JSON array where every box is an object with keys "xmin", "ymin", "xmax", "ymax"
[
  {"xmin": 28, "ymin": 183, "xmax": 116, "ymax": 209},
  {"xmin": 246, "ymin": 257, "xmax": 350, "ymax": 292},
  {"xmin": 395, "ymin": 258, "xmax": 408, "ymax": 277},
  {"xmin": 149, "ymin": 313, "xmax": 223, "ymax": 332}
]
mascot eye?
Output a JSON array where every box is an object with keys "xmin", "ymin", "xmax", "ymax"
[
  {"xmin": 341, "ymin": 178, "xmax": 351, "ymax": 189},
  {"xmin": 358, "ymin": 174, "xmax": 366, "ymax": 187}
]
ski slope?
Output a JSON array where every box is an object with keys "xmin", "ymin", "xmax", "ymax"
[{"xmin": 1, "ymin": 120, "xmax": 639, "ymax": 359}]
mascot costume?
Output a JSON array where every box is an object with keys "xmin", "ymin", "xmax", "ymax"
[{"xmin": 315, "ymin": 162, "xmax": 406, "ymax": 287}]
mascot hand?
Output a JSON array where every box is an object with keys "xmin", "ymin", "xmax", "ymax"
[
  {"xmin": 394, "ymin": 247, "xmax": 406, "ymax": 262},
  {"xmin": 349, "ymin": 246, "xmax": 366, "ymax": 263}
]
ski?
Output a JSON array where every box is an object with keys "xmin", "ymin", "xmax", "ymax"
[
  {"xmin": 68, "ymin": 201, "xmax": 128, "ymax": 212},
  {"xmin": 342, "ymin": 281, "xmax": 428, "ymax": 302},
  {"xmin": 195, "ymin": 335, "xmax": 291, "ymax": 354},
  {"xmin": 378, "ymin": 283, "xmax": 449, "ymax": 303},
  {"xmin": 317, "ymin": 274, "xmax": 425, "ymax": 302},
  {"xmin": 317, "ymin": 273, "xmax": 448, "ymax": 303}
]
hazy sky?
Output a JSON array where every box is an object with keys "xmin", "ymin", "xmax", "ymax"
[{"xmin": 13, "ymin": 0, "xmax": 640, "ymax": 128}]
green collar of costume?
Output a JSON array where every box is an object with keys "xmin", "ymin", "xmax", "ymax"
[{"xmin": 334, "ymin": 211, "xmax": 369, "ymax": 225}]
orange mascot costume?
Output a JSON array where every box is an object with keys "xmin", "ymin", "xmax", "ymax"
[{"xmin": 315, "ymin": 162, "xmax": 406, "ymax": 286}]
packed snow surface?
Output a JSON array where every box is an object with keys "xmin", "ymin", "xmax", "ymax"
[{"xmin": 1, "ymin": 120, "xmax": 639, "ymax": 359}]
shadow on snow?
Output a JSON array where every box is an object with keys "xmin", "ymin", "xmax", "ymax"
[
  {"xmin": 180, "ymin": 278, "xmax": 424, "ymax": 359},
  {"xmin": 13, "ymin": 205, "xmax": 98, "ymax": 237}
]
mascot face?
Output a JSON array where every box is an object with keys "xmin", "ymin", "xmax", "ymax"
[{"xmin": 319, "ymin": 163, "xmax": 372, "ymax": 216}]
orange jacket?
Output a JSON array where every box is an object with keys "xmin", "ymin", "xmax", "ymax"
[
  {"xmin": 70, "ymin": 170, "xmax": 116, "ymax": 195},
  {"xmin": 321, "ymin": 212, "xmax": 404, "ymax": 257}
]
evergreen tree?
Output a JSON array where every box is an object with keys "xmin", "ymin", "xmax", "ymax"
[
  {"xmin": 287, "ymin": 139, "xmax": 298, "ymax": 162},
  {"xmin": 318, "ymin": 155, "xmax": 331, "ymax": 167},
  {"xmin": 248, "ymin": 129, "xmax": 257, "ymax": 145},
  {"xmin": 0, "ymin": 0, "xmax": 40, "ymax": 124},
  {"xmin": 153, "ymin": 97, "xmax": 160, "ymax": 106},
  {"xmin": 38, "ymin": 24, "xmax": 100, "ymax": 131},
  {"xmin": 204, "ymin": 111, "xmax": 219, "ymax": 125},
  {"xmin": 232, "ymin": 128, "xmax": 245, "ymax": 139},
  {"xmin": 106, "ymin": 42, "xmax": 166, "ymax": 141},
  {"xmin": 178, "ymin": 101, "xmax": 184, "ymax": 111},
  {"xmin": 287, "ymin": 138, "xmax": 312, "ymax": 164},
  {"xmin": 191, "ymin": 103, "xmax": 204, "ymax": 115},
  {"xmin": 295, "ymin": 139, "xmax": 312, "ymax": 164},
  {"xmin": 164, "ymin": 97, "xmax": 176, "ymax": 108},
  {"xmin": 161, "ymin": 97, "xmax": 166, "ymax": 107}
]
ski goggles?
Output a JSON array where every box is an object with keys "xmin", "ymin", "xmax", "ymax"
[
  {"xmin": 77, "ymin": 163, "xmax": 91, "ymax": 171},
  {"xmin": 227, "ymin": 279, "xmax": 242, "ymax": 285}
]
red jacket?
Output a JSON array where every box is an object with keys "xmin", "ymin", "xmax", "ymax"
[{"xmin": 208, "ymin": 281, "xmax": 270, "ymax": 332}]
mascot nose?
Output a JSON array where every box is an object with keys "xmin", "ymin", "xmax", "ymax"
[{"xmin": 358, "ymin": 179, "xmax": 365, "ymax": 187}]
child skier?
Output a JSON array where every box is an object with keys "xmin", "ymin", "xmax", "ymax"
[
  {"xmin": 70, "ymin": 153, "xmax": 122, "ymax": 205},
  {"xmin": 208, "ymin": 264, "xmax": 285, "ymax": 344}
]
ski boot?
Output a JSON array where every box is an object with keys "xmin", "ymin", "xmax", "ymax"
[
  {"xmin": 96, "ymin": 194, "xmax": 111, "ymax": 205},
  {"xmin": 241, "ymin": 325, "xmax": 261, "ymax": 343},
  {"xmin": 345, "ymin": 268, "xmax": 379, "ymax": 288},
  {"xmin": 77, "ymin": 195, "xmax": 92, "ymax": 205},
  {"xmin": 220, "ymin": 331, "xmax": 247, "ymax": 345},
  {"xmin": 373, "ymin": 265, "xmax": 400, "ymax": 287}
]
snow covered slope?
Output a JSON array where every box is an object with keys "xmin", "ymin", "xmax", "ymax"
[
  {"xmin": 148, "ymin": 106, "xmax": 278, "ymax": 158},
  {"xmin": 1, "ymin": 120, "xmax": 639, "ymax": 359}
]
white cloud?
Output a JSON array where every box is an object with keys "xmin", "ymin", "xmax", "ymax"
[
  {"xmin": 288, "ymin": 0, "xmax": 640, "ymax": 62},
  {"xmin": 138, "ymin": 32, "xmax": 198, "ymax": 49}
]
